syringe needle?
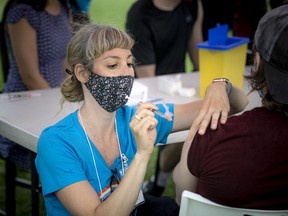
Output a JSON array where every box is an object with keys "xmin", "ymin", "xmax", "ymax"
[{"xmin": 125, "ymin": 95, "xmax": 172, "ymax": 121}]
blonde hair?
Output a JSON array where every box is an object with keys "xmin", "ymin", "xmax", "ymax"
[{"xmin": 61, "ymin": 24, "xmax": 135, "ymax": 103}]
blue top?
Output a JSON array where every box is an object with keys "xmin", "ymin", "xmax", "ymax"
[
  {"xmin": 35, "ymin": 104, "xmax": 174, "ymax": 216},
  {"xmin": 3, "ymin": 3, "xmax": 72, "ymax": 92},
  {"xmin": 73, "ymin": 0, "xmax": 91, "ymax": 13},
  {"xmin": 197, "ymin": 37, "xmax": 249, "ymax": 50},
  {"xmin": 197, "ymin": 24, "xmax": 249, "ymax": 50}
]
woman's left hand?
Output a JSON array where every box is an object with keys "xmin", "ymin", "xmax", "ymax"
[{"xmin": 192, "ymin": 82, "xmax": 229, "ymax": 135}]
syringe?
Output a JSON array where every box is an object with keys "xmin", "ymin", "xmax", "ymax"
[{"xmin": 125, "ymin": 96, "xmax": 172, "ymax": 121}]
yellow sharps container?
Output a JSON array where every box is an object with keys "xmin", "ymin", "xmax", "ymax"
[{"xmin": 197, "ymin": 24, "xmax": 249, "ymax": 97}]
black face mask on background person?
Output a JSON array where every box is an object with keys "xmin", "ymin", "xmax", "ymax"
[{"xmin": 85, "ymin": 73, "xmax": 135, "ymax": 112}]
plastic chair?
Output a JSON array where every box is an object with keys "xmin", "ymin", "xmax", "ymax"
[{"xmin": 179, "ymin": 190, "xmax": 288, "ymax": 216}]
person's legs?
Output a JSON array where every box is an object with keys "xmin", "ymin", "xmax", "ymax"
[
  {"xmin": 143, "ymin": 143, "xmax": 183, "ymax": 196},
  {"xmin": 137, "ymin": 193, "xmax": 179, "ymax": 216},
  {"xmin": 159, "ymin": 143, "xmax": 183, "ymax": 172}
]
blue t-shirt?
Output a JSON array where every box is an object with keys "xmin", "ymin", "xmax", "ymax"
[
  {"xmin": 35, "ymin": 104, "xmax": 174, "ymax": 215},
  {"xmin": 72, "ymin": 0, "xmax": 91, "ymax": 13}
]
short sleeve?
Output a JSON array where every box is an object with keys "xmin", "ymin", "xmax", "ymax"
[
  {"xmin": 130, "ymin": 23, "xmax": 156, "ymax": 66},
  {"xmin": 126, "ymin": 7, "xmax": 156, "ymax": 66},
  {"xmin": 121, "ymin": 103, "xmax": 174, "ymax": 145},
  {"xmin": 154, "ymin": 103, "xmax": 174, "ymax": 144},
  {"xmin": 35, "ymin": 127, "xmax": 87, "ymax": 197},
  {"xmin": 187, "ymin": 127, "xmax": 215, "ymax": 177},
  {"xmin": 6, "ymin": 4, "xmax": 40, "ymax": 29}
]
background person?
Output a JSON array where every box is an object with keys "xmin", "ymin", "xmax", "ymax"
[
  {"xmin": 173, "ymin": 3, "xmax": 288, "ymax": 209},
  {"xmin": 0, "ymin": 0, "xmax": 73, "ymax": 170},
  {"xmin": 125, "ymin": 0, "xmax": 204, "ymax": 196},
  {"xmin": 126, "ymin": 0, "xmax": 203, "ymax": 77},
  {"xmin": 35, "ymin": 23, "xmax": 248, "ymax": 216}
]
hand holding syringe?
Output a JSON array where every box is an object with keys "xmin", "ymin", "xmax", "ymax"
[{"xmin": 125, "ymin": 95, "xmax": 173, "ymax": 121}]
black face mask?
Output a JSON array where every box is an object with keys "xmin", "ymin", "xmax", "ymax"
[{"xmin": 85, "ymin": 73, "xmax": 135, "ymax": 112}]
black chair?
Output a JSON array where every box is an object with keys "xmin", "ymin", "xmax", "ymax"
[{"xmin": 0, "ymin": 152, "xmax": 41, "ymax": 216}]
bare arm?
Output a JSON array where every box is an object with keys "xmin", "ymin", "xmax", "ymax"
[
  {"xmin": 227, "ymin": 83, "xmax": 249, "ymax": 115},
  {"xmin": 172, "ymin": 85, "xmax": 224, "ymax": 204},
  {"xmin": 173, "ymin": 82, "xmax": 248, "ymax": 204},
  {"xmin": 56, "ymin": 153, "xmax": 150, "ymax": 216},
  {"xmin": 8, "ymin": 18, "xmax": 50, "ymax": 89},
  {"xmin": 173, "ymin": 126, "xmax": 198, "ymax": 205},
  {"xmin": 188, "ymin": 0, "xmax": 204, "ymax": 71},
  {"xmin": 56, "ymin": 103, "xmax": 158, "ymax": 216},
  {"xmin": 172, "ymin": 81, "xmax": 248, "ymax": 133}
]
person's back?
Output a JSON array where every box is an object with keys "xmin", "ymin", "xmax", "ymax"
[
  {"xmin": 173, "ymin": 3, "xmax": 288, "ymax": 209},
  {"xmin": 126, "ymin": 0, "xmax": 201, "ymax": 77},
  {"xmin": 188, "ymin": 107, "xmax": 288, "ymax": 208}
]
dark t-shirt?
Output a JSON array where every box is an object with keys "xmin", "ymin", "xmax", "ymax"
[
  {"xmin": 126, "ymin": 0, "xmax": 198, "ymax": 75},
  {"xmin": 188, "ymin": 107, "xmax": 288, "ymax": 210}
]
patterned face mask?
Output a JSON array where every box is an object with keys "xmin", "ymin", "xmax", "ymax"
[{"xmin": 85, "ymin": 73, "xmax": 134, "ymax": 112}]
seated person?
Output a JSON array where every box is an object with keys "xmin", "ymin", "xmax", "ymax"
[
  {"xmin": 35, "ymin": 23, "xmax": 248, "ymax": 216},
  {"xmin": 126, "ymin": 0, "xmax": 204, "ymax": 195},
  {"xmin": 126, "ymin": 0, "xmax": 203, "ymax": 77},
  {"xmin": 0, "ymin": 0, "xmax": 72, "ymax": 170},
  {"xmin": 173, "ymin": 4, "xmax": 288, "ymax": 209}
]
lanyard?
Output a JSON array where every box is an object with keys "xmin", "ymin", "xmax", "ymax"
[{"xmin": 78, "ymin": 110, "xmax": 125, "ymax": 201}]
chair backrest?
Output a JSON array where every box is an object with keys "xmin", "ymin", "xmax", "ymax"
[{"xmin": 179, "ymin": 190, "xmax": 288, "ymax": 216}]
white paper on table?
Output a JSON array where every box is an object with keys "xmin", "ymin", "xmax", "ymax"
[
  {"xmin": 157, "ymin": 75, "xmax": 196, "ymax": 97},
  {"xmin": 127, "ymin": 81, "xmax": 148, "ymax": 106}
]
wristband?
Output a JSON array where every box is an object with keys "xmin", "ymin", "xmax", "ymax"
[{"xmin": 212, "ymin": 78, "xmax": 232, "ymax": 95}]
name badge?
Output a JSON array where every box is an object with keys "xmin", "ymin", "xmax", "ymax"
[{"xmin": 135, "ymin": 190, "xmax": 145, "ymax": 208}]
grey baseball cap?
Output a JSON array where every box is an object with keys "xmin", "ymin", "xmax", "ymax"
[{"xmin": 254, "ymin": 4, "xmax": 288, "ymax": 104}]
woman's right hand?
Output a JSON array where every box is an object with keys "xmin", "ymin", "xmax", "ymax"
[{"xmin": 129, "ymin": 102, "xmax": 158, "ymax": 158}]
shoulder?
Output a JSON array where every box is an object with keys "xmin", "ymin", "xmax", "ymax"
[
  {"xmin": 7, "ymin": 4, "xmax": 36, "ymax": 21},
  {"xmin": 190, "ymin": 108, "xmax": 264, "ymax": 153},
  {"xmin": 182, "ymin": 0, "xmax": 199, "ymax": 21},
  {"xmin": 127, "ymin": 0, "xmax": 155, "ymax": 23},
  {"xmin": 228, "ymin": 107, "xmax": 267, "ymax": 123},
  {"xmin": 38, "ymin": 112, "xmax": 78, "ymax": 149},
  {"xmin": 183, "ymin": 0, "xmax": 198, "ymax": 12},
  {"xmin": 6, "ymin": 4, "xmax": 40, "ymax": 28},
  {"xmin": 127, "ymin": 0, "xmax": 152, "ymax": 13}
]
